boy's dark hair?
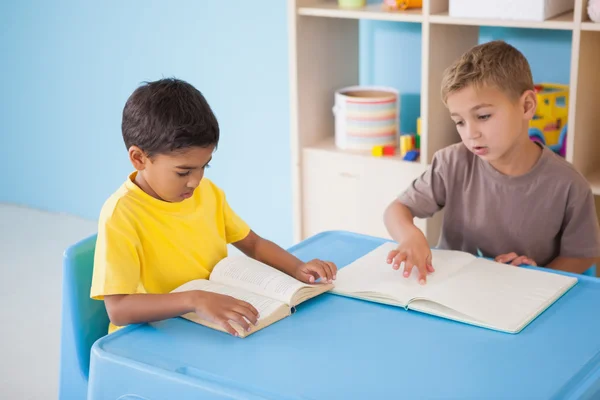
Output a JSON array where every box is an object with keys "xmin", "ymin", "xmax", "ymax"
[{"xmin": 122, "ymin": 78, "xmax": 219, "ymax": 156}]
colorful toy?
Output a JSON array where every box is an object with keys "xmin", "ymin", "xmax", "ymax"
[
  {"xmin": 371, "ymin": 117, "xmax": 422, "ymax": 160},
  {"xmin": 528, "ymin": 83, "xmax": 569, "ymax": 157},
  {"xmin": 400, "ymin": 134, "xmax": 414, "ymax": 156},
  {"xmin": 372, "ymin": 145, "xmax": 384, "ymax": 157},
  {"xmin": 383, "ymin": 0, "xmax": 423, "ymax": 11},
  {"xmin": 383, "ymin": 146, "xmax": 396, "ymax": 156},
  {"xmin": 416, "ymin": 117, "xmax": 422, "ymax": 149},
  {"xmin": 372, "ymin": 145, "xmax": 396, "ymax": 157},
  {"xmin": 403, "ymin": 150, "xmax": 420, "ymax": 161}
]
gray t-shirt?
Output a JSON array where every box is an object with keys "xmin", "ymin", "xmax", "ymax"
[{"xmin": 398, "ymin": 142, "xmax": 600, "ymax": 266}]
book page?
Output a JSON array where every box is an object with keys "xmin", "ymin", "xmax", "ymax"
[
  {"xmin": 172, "ymin": 279, "xmax": 285, "ymax": 320},
  {"xmin": 332, "ymin": 242, "xmax": 476, "ymax": 305},
  {"xmin": 209, "ymin": 256, "xmax": 316, "ymax": 305},
  {"xmin": 421, "ymin": 258, "xmax": 578, "ymax": 332}
]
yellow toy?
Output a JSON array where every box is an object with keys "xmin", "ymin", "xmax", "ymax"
[
  {"xmin": 382, "ymin": 0, "xmax": 423, "ymax": 11},
  {"xmin": 528, "ymin": 83, "xmax": 569, "ymax": 157}
]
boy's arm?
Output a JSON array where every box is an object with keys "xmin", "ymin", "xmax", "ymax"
[
  {"xmin": 104, "ymin": 290, "xmax": 259, "ymax": 336},
  {"xmin": 553, "ymin": 179, "xmax": 600, "ymax": 274},
  {"xmin": 232, "ymin": 230, "xmax": 336, "ymax": 284},
  {"xmin": 383, "ymin": 151, "xmax": 447, "ymax": 283},
  {"xmin": 546, "ymin": 257, "xmax": 598, "ymax": 275},
  {"xmin": 384, "ymin": 200, "xmax": 423, "ymax": 244},
  {"xmin": 104, "ymin": 292, "xmax": 198, "ymax": 326}
]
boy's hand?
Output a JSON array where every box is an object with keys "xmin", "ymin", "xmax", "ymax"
[
  {"xmin": 191, "ymin": 291, "xmax": 260, "ymax": 336},
  {"xmin": 294, "ymin": 259, "xmax": 337, "ymax": 284},
  {"xmin": 495, "ymin": 253, "xmax": 537, "ymax": 266},
  {"xmin": 386, "ymin": 228, "xmax": 435, "ymax": 285}
]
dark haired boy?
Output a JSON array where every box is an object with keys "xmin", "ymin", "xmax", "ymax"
[{"xmin": 91, "ymin": 78, "xmax": 337, "ymax": 336}]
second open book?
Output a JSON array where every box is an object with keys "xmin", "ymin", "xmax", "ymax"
[
  {"xmin": 331, "ymin": 242, "xmax": 578, "ymax": 333},
  {"xmin": 171, "ymin": 255, "xmax": 332, "ymax": 338}
]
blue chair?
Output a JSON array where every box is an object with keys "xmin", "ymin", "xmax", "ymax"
[{"xmin": 58, "ymin": 234, "xmax": 109, "ymax": 400}]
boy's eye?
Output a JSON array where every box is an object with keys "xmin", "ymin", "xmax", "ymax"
[
  {"xmin": 203, "ymin": 163, "xmax": 211, "ymax": 169},
  {"xmin": 478, "ymin": 114, "xmax": 491, "ymax": 121},
  {"xmin": 455, "ymin": 120, "xmax": 464, "ymax": 127},
  {"xmin": 177, "ymin": 171, "xmax": 191, "ymax": 177}
]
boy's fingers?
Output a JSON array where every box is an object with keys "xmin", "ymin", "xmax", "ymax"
[
  {"xmin": 238, "ymin": 300, "xmax": 259, "ymax": 317},
  {"xmin": 325, "ymin": 261, "xmax": 337, "ymax": 280},
  {"xmin": 393, "ymin": 253, "xmax": 407, "ymax": 270},
  {"xmin": 495, "ymin": 252, "xmax": 517, "ymax": 263},
  {"xmin": 403, "ymin": 260, "xmax": 414, "ymax": 277},
  {"xmin": 307, "ymin": 261, "xmax": 329, "ymax": 282},
  {"xmin": 426, "ymin": 253, "xmax": 435, "ymax": 273},
  {"xmin": 235, "ymin": 304, "xmax": 259, "ymax": 324},
  {"xmin": 387, "ymin": 250, "xmax": 399, "ymax": 264},
  {"xmin": 218, "ymin": 319, "xmax": 239, "ymax": 336},
  {"xmin": 302, "ymin": 270, "xmax": 318, "ymax": 283},
  {"xmin": 228, "ymin": 312, "xmax": 252, "ymax": 332},
  {"xmin": 316, "ymin": 260, "xmax": 333, "ymax": 282},
  {"xmin": 511, "ymin": 256, "xmax": 535, "ymax": 266},
  {"xmin": 416, "ymin": 263, "xmax": 428, "ymax": 285},
  {"xmin": 510, "ymin": 256, "xmax": 524, "ymax": 266}
]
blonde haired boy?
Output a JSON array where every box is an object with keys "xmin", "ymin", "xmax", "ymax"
[{"xmin": 384, "ymin": 40, "xmax": 600, "ymax": 284}]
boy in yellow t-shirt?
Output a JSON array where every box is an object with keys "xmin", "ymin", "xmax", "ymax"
[{"xmin": 91, "ymin": 78, "xmax": 337, "ymax": 336}]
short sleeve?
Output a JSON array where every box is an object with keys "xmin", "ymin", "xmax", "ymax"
[
  {"xmin": 559, "ymin": 182, "xmax": 600, "ymax": 259},
  {"xmin": 220, "ymin": 191, "xmax": 251, "ymax": 244},
  {"xmin": 90, "ymin": 208, "xmax": 141, "ymax": 300},
  {"xmin": 397, "ymin": 151, "xmax": 447, "ymax": 218}
]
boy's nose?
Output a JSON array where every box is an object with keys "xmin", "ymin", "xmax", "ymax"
[
  {"xmin": 187, "ymin": 180, "xmax": 200, "ymax": 189},
  {"xmin": 466, "ymin": 124, "xmax": 481, "ymax": 139}
]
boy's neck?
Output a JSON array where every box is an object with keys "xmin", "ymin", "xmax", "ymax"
[
  {"xmin": 489, "ymin": 137, "xmax": 543, "ymax": 177},
  {"xmin": 133, "ymin": 171, "xmax": 164, "ymax": 201}
]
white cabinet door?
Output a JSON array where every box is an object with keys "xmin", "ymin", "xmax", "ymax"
[
  {"xmin": 357, "ymin": 156, "xmax": 428, "ymax": 239},
  {"xmin": 302, "ymin": 147, "xmax": 428, "ymax": 240},
  {"xmin": 302, "ymin": 149, "xmax": 361, "ymax": 237}
]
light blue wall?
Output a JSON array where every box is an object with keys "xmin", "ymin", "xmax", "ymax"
[
  {"xmin": 0, "ymin": 1, "xmax": 573, "ymax": 249},
  {"xmin": 0, "ymin": 1, "xmax": 292, "ymax": 246}
]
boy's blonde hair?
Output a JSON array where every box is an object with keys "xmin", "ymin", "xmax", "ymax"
[{"xmin": 441, "ymin": 40, "xmax": 534, "ymax": 105}]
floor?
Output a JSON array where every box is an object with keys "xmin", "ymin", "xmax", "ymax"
[{"xmin": 0, "ymin": 204, "xmax": 97, "ymax": 400}]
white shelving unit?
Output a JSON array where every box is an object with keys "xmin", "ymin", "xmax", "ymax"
[{"xmin": 288, "ymin": 0, "xmax": 600, "ymax": 245}]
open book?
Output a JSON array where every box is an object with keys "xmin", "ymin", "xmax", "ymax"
[
  {"xmin": 332, "ymin": 242, "xmax": 578, "ymax": 333},
  {"xmin": 171, "ymin": 255, "xmax": 333, "ymax": 338}
]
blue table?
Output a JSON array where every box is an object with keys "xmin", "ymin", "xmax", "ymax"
[{"xmin": 88, "ymin": 231, "xmax": 600, "ymax": 399}]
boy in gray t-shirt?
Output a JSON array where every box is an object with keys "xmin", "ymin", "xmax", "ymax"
[{"xmin": 384, "ymin": 40, "xmax": 600, "ymax": 284}]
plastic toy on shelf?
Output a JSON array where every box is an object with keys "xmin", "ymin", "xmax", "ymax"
[
  {"xmin": 382, "ymin": 0, "xmax": 423, "ymax": 11},
  {"xmin": 528, "ymin": 83, "xmax": 569, "ymax": 157},
  {"xmin": 372, "ymin": 145, "xmax": 396, "ymax": 157},
  {"xmin": 371, "ymin": 117, "xmax": 421, "ymax": 161}
]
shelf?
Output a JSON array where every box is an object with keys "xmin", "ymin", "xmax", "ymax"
[
  {"xmin": 429, "ymin": 10, "xmax": 575, "ymax": 30},
  {"xmin": 298, "ymin": 3, "xmax": 423, "ymax": 23},
  {"xmin": 304, "ymin": 137, "xmax": 423, "ymax": 166},
  {"xmin": 587, "ymin": 171, "xmax": 600, "ymax": 196},
  {"xmin": 582, "ymin": 20, "xmax": 600, "ymax": 31}
]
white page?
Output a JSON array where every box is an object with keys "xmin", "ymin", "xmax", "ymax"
[
  {"xmin": 172, "ymin": 279, "xmax": 284, "ymax": 321},
  {"xmin": 332, "ymin": 242, "xmax": 476, "ymax": 304},
  {"xmin": 209, "ymin": 256, "xmax": 312, "ymax": 305},
  {"xmin": 421, "ymin": 258, "xmax": 578, "ymax": 332}
]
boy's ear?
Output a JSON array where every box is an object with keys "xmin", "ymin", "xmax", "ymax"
[
  {"xmin": 521, "ymin": 89, "xmax": 537, "ymax": 120},
  {"xmin": 128, "ymin": 146, "xmax": 148, "ymax": 171}
]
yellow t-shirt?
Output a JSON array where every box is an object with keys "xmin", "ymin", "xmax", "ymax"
[{"xmin": 90, "ymin": 172, "xmax": 250, "ymax": 333}]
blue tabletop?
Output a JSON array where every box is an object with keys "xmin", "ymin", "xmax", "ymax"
[{"xmin": 91, "ymin": 231, "xmax": 600, "ymax": 399}]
